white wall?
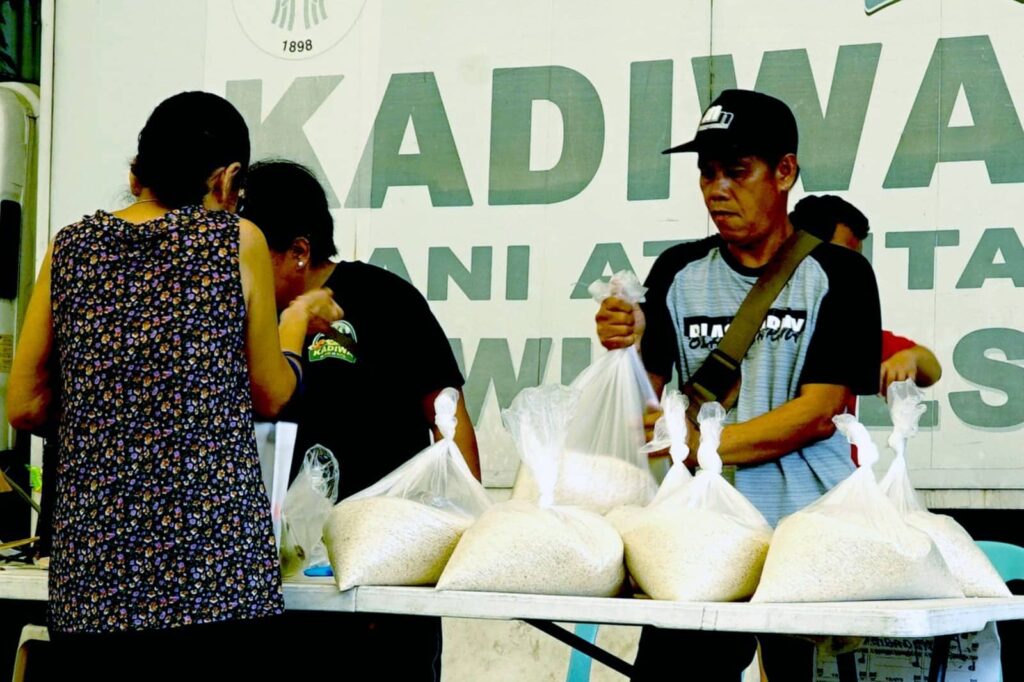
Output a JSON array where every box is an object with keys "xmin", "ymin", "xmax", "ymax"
[
  {"xmin": 49, "ymin": 0, "xmax": 208, "ymax": 228},
  {"xmin": 48, "ymin": 1, "xmax": 1024, "ymax": 498}
]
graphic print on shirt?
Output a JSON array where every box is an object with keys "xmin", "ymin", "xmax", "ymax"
[
  {"xmin": 308, "ymin": 319, "xmax": 358, "ymax": 363},
  {"xmin": 684, "ymin": 308, "xmax": 808, "ymax": 350}
]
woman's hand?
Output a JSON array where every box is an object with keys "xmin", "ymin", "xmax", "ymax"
[{"xmin": 283, "ymin": 287, "xmax": 343, "ymax": 335}]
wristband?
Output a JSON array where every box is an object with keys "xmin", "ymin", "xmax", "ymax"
[{"xmin": 283, "ymin": 351, "xmax": 304, "ymax": 395}]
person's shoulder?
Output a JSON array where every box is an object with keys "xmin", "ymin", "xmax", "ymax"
[
  {"xmin": 655, "ymin": 235, "xmax": 721, "ymax": 267},
  {"xmin": 237, "ymin": 216, "xmax": 261, "ymax": 239},
  {"xmin": 808, "ymin": 241, "xmax": 875, "ymax": 281},
  {"xmin": 53, "ymin": 218, "xmax": 87, "ymax": 243},
  {"xmin": 237, "ymin": 217, "xmax": 270, "ymax": 257},
  {"xmin": 647, "ymin": 235, "xmax": 721, "ymax": 286},
  {"xmin": 334, "ymin": 261, "xmax": 428, "ymax": 301},
  {"xmin": 53, "ymin": 210, "xmax": 110, "ymax": 251}
]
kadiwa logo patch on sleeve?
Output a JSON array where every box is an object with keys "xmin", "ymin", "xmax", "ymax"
[{"xmin": 308, "ymin": 320, "xmax": 358, "ymax": 363}]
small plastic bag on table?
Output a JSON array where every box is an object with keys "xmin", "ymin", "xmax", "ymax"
[
  {"xmin": 618, "ymin": 402, "xmax": 772, "ymax": 601},
  {"xmin": 280, "ymin": 445, "xmax": 339, "ymax": 577},
  {"xmin": 323, "ymin": 388, "xmax": 490, "ymax": 590},
  {"xmin": 511, "ymin": 271, "xmax": 659, "ymax": 513},
  {"xmin": 752, "ymin": 413, "xmax": 963, "ymax": 602},
  {"xmin": 437, "ymin": 384, "xmax": 625, "ymax": 596},
  {"xmin": 879, "ymin": 379, "xmax": 1009, "ymax": 598}
]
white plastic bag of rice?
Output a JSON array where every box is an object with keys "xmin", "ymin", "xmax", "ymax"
[
  {"xmin": 752, "ymin": 413, "xmax": 963, "ymax": 603},
  {"xmin": 619, "ymin": 402, "xmax": 772, "ymax": 601},
  {"xmin": 879, "ymin": 380, "xmax": 1009, "ymax": 598},
  {"xmin": 526, "ymin": 271, "xmax": 658, "ymax": 513},
  {"xmin": 437, "ymin": 499, "xmax": 625, "ymax": 596},
  {"xmin": 606, "ymin": 504, "xmax": 644, "ymax": 534},
  {"xmin": 437, "ymin": 384, "xmax": 625, "ymax": 596},
  {"xmin": 324, "ymin": 388, "xmax": 490, "ymax": 591}
]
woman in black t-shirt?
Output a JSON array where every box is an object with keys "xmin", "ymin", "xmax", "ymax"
[{"xmin": 240, "ymin": 160, "xmax": 481, "ymax": 682}]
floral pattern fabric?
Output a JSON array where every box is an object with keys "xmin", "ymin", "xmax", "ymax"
[{"xmin": 48, "ymin": 207, "xmax": 284, "ymax": 633}]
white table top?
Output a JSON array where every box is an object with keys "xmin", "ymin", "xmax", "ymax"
[{"xmin": 4, "ymin": 566, "xmax": 1023, "ymax": 638}]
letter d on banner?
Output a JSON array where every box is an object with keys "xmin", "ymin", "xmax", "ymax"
[{"xmin": 489, "ymin": 66, "xmax": 604, "ymax": 205}]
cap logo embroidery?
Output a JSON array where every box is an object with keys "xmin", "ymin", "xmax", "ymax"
[{"xmin": 698, "ymin": 105, "xmax": 735, "ymax": 131}]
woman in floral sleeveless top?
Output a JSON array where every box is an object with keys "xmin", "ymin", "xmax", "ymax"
[{"xmin": 7, "ymin": 91, "xmax": 340, "ymax": 678}]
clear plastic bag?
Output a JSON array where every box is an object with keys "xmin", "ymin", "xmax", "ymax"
[
  {"xmin": 752, "ymin": 413, "xmax": 963, "ymax": 602},
  {"xmin": 880, "ymin": 379, "xmax": 1009, "ymax": 598},
  {"xmin": 323, "ymin": 388, "xmax": 490, "ymax": 590},
  {"xmin": 642, "ymin": 389, "xmax": 694, "ymax": 506},
  {"xmin": 618, "ymin": 402, "xmax": 772, "ymax": 601},
  {"xmin": 512, "ymin": 271, "xmax": 659, "ymax": 513},
  {"xmin": 280, "ymin": 445, "xmax": 339, "ymax": 577},
  {"xmin": 608, "ymin": 390, "xmax": 693, "ymax": 532},
  {"xmin": 437, "ymin": 384, "xmax": 625, "ymax": 597}
]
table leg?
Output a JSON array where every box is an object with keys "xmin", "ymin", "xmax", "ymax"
[
  {"xmin": 836, "ymin": 651, "xmax": 858, "ymax": 682},
  {"xmin": 523, "ymin": 619, "xmax": 635, "ymax": 678},
  {"xmin": 928, "ymin": 634, "xmax": 953, "ymax": 682}
]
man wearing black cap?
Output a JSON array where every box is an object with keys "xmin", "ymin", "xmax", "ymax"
[{"xmin": 597, "ymin": 90, "xmax": 882, "ymax": 681}]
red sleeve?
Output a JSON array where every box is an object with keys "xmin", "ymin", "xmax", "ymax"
[{"xmin": 882, "ymin": 330, "xmax": 917, "ymax": 361}]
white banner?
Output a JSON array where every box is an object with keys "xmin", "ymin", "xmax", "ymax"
[{"xmin": 196, "ymin": 0, "xmax": 1024, "ymax": 488}]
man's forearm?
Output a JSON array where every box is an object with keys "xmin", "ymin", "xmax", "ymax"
[
  {"xmin": 716, "ymin": 385, "xmax": 849, "ymax": 466},
  {"xmin": 453, "ymin": 395, "xmax": 482, "ymax": 482},
  {"xmin": 910, "ymin": 345, "xmax": 942, "ymax": 387}
]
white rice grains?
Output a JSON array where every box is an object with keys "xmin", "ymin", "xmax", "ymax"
[
  {"xmin": 511, "ymin": 450, "xmax": 657, "ymax": 514},
  {"xmin": 436, "ymin": 500, "xmax": 625, "ymax": 597},
  {"xmin": 324, "ymin": 496, "xmax": 472, "ymax": 591},
  {"xmin": 621, "ymin": 505, "xmax": 770, "ymax": 601},
  {"xmin": 905, "ymin": 511, "xmax": 1010, "ymax": 598},
  {"xmin": 751, "ymin": 510, "xmax": 964, "ymax": 603}
]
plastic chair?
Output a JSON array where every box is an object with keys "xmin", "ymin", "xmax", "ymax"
[
  {"xmin": 976, "ymin": 541, "xmax": 1024, "ymax": 682},
  {"xmin": 11, "ymin": 624, "xmax": 49, "ymax": 682},
  {"xmin": 565, "ymin": 623, "xmax": 600, "ymax": 682},
  {"xmin": 977, "ymin": 541, "xmax": 1024, "ymax": 582}
]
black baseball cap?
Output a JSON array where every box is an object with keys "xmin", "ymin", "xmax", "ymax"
[{"xmin": 662, "ymin": 89, "xmax": 798, "ymax": 160}]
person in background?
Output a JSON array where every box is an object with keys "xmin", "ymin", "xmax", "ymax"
[
  {"xmin": 239, "ymin": 159, "xmax": 480, "ymax": 681},
  {"xmin": 789, "ymin": 194, "xmax": 942, "ymax": 397},
  {"xmin": 596, "ymin": 89, "xmax": 881, "ymax": 682},
  {"xmin": 5, "ymin": 91, "xmax": 340, "ymax": 680}
]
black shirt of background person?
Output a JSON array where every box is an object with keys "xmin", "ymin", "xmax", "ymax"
[{"xmin": 280, "ymin": 261, "xmax": 465, "ymax": 497}]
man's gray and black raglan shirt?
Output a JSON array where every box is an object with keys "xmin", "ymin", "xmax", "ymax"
[{"xmin": 640, "ymin": 236, "xmax": 882, "ymax": 526}]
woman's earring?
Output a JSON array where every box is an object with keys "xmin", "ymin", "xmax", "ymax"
[{"xmin": 297, "ymin": 260, "xmax": 306, "ymax": 268}]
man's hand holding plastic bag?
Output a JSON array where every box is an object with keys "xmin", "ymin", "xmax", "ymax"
[
  {"xmin": 585, "ymin": 271, "xmax": 660, "ymax": 407},
  {"xmin": 511, "ymin": 272, "xmax": 659, "ymax": 512},
  {"xmin": 595, "ymin": 274, "xmax": 647, "ymax": 351}
]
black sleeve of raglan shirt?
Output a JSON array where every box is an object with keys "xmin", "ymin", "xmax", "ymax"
[
  {"xmin": 639, "ymin": 238, "xmax": 720, "ymax": 383},
  {"xmin": 798, "ymin": 244, "xmax": 882, "ymax": 395},
  {"xmin": 640, "ymin": 251, "xmax": 684, "ymax": 381}
]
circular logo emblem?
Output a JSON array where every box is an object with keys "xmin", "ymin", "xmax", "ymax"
[
  {"xmin": 331, "ymin": 319, "xmax": 358, "ymax": 342},
  {"xmin": 231, "ymin": 0, "xmax": 366, "ymax": 60}
]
